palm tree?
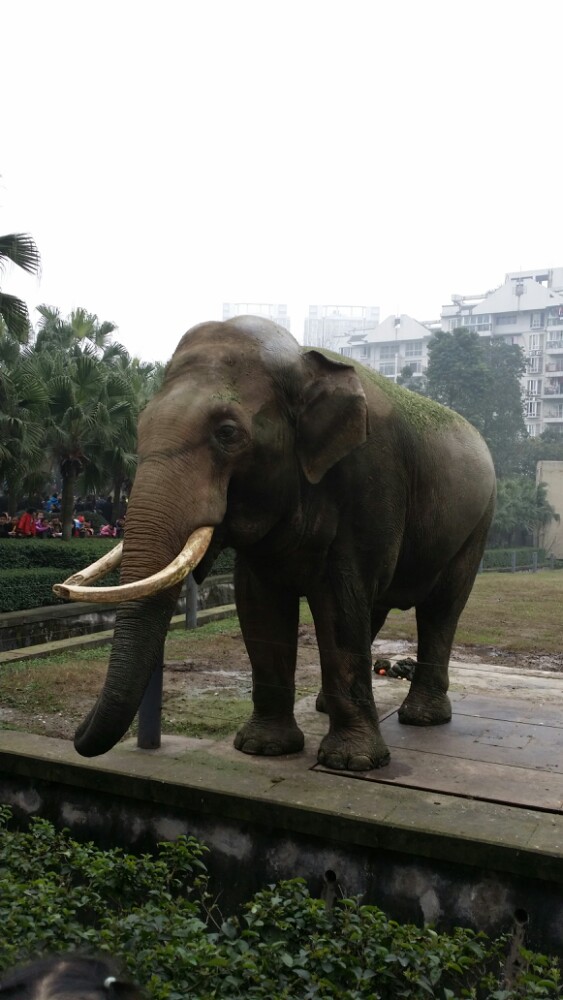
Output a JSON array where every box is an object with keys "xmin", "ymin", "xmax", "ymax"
[
  {"xmin": 29, "ymin": 308, "xmax": 141, "ymax": 538},
  {"xmin": 35, "ymin": 305, "xmax": 117, "ymax": 355},
  {"xmin": 0, "ymin": 319, "xmax": 49, "ymax": 512},
  {"xmin": 0, "ymin": 234, "xmax": 41, "ymax": 342}
]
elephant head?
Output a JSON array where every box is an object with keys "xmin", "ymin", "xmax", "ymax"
[{"xmin": 55, "ymin": 317, "xmax": 368, "ymax": 757}]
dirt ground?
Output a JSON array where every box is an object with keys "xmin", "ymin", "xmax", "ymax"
[
  {"xmin": 163, "ymin": 622, "xmax": 563, "ymax": 698},
  {"xmin": 2, "ymin": 621, "xmax": 563, "ymax": 743}
]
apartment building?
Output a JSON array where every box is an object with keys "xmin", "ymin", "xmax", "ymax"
[
  {"xmin": 338, "ymin": 313, "xmax": 433, "ymax": 381},
  {"xmin": 303, "ymin": 305, "xmax": 380, "ymax": 350},
  {"xmin": 222, "ymin": 302, "xmax": 291, "ymax": 332},
  {"xmin": 441, "ymin": 268, "xmax": 563, "ymax": 437}
]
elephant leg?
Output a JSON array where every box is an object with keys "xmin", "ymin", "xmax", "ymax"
[
  {"xmin": 398, "ymin": 521, "xmax": 489, "ymax": 727},
  {"xmin": 309, "ymin": 588, "xmax": 390, "ymax": 772},
  {"xmin": 233, "ymin": 562, "xmax": 304, "ymax": 756},
  {"xmin": 315, "ymin": 605, "xmax": 389, "ymax": 714}
]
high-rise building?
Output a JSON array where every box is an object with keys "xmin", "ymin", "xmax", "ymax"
[
  {"xmin": 303, "ymin": 305, "xmax": 380, "ymax": 350},
  {"xmin": 441, "ymin": 268, "xmax": 563, "ymax": 437},
  {"xmin": 222, "ymin": 302, "xmax": 291, "ymax": 332}
]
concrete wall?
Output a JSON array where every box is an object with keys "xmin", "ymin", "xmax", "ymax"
[
  {"xmin": 537, "ymin": 461, "xmax": 563, "ymax": 557},
  {"xmin": 1, "ymin": 735, "xmax": 563, "ymax": 957},
  {"xmin": 0, "ymin": 575, "xmax": 235, "ymax": 652}
]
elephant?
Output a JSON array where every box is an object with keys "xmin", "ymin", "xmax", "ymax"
[{"xmin": 54, "ymin": 316, "xmax": 496, "ymax": 771}]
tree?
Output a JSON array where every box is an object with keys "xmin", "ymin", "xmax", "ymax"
[
  {"xmin": 481, "ymin": 338, "xmax": 526, "ymax": 478},
  {"xmin": 0, "ymin": 319, "xmax": 49, "ymax": 512},
  {"xmin": 425, "ymin": 328, "xmax": 491, "ymax": 432},
  {"xmin": 516, "ymin": 427, "xmax": 563, "ymax": 479},
  {"xmin": 0, "ymin": 234, "xmax": 41, "ymax": 341},
  {"xmin": 488, "ymin": 478, "xmax": 558, "ymax": 548},
  {"xmin": 425, "ymin": 329, "xmax": 526, "ymax": 475},
  {"xmin": 397, "ymin": 364, "xmax": 426, "ymax": 394}
]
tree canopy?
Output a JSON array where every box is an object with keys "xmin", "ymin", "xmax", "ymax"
[
  {"xmin": 0, "ymin": 233, "xmax": 41, "ymax": 341},
  {"xmin": 422, "ymin": 328, "xmax": 526, "ymax": 476},
  {"xmin": 0, "ymin": 305, "xmax": 164, "ymax": 536}
]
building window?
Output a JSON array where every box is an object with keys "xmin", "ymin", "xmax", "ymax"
[
  {"xmin": 526, "ymin": 424, "xmax": 539, "ymax": 437},
  {"xmin": 527, "ymin": 379, "xmax": 540, "ymax": 395},
  {"xmin": 530, "ymin": 333, "xmax": 541, "ymax": 349},
  {"xmin": 497, "ymin": 314, "xmax": 517, "ymax": 325},
  {"xmin": 530, "ymin": 313, "xmax": 543, "ymax": 329},
  {"xmin": 526, "ymin": 401, "xmax": 540, "ymax": 417},
  {"xmin": 528, "ymin": 356, "xmax": 540, "ymax": 373},
  {"xmin": 380, "ymin": 344, "xmax": 397, "ymax": 360},
  {"xmin": 379, "ymin": 363, "xmax": 396, "ymax": 376},
  {"xmin": 405, "ymin": 340, "xmax": 423, "ymax": 358}
]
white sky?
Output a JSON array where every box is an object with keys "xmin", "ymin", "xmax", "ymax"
[{"xmin": 2, "ymin": 0, "xmax": 562, "ymax": 362}]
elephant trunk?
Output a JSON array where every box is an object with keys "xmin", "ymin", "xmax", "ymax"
[
  {"xmin": 72, "ymin": 464, "xmax": 220, "ymax": 758},
  {"xmin": 74, "ymin": 589, "xmax": 179, "ymax": 757}
]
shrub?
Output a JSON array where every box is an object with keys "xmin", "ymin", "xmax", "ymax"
[
  {"xmin": 0, "ymin": 538, "xmax": 117, "ymax": 571},
  {"xmin": 483, "ymin": 548, "xmax": 547, "ymax": 571},
  {"xmin": 0, "ymin": 567, "xmax": 119, "ymax": 614},
  {"xmin": 0, "ymin": 808, "xmax": 561, "ymax": 999},
  {"xmin": 210, "ymin": 548, "xmax": 235, "ymax": 574}
]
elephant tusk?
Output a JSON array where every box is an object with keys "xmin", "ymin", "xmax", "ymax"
[
  {"xmin": 57, "ymin": 540, "xmax": 124, "ymax": 588},
  {"xmin": 52, "ymin": 527, "xmax": 214, "ymax": 604}
]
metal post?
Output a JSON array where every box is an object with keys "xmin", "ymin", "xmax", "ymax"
[
  {"xmin": 137, "ymin": 663, "xmax": 163, "ymax": 749},
  {"xmin": 137, "ymin": 575, "xmax": 199, "ymax": 750},
  {"xmin": 185, "ymin": 573, "xmax": 198, "ymax": 630},
  {"xmin": 511, "ymin": 551, "xmax": 517, "ymax": 573}
]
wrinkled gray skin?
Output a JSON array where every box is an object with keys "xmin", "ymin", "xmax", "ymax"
[{"xmin": 75, "ymin": 317, "xmax": 496, "ymax": 770}]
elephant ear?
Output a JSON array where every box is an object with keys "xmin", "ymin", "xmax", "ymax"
[{"xmin": 297, "ymin": 350, "xmax": 369, "ymax": 484}]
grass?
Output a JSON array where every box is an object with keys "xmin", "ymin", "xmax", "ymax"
[
  {"xmin": 1, "ymin": 570, "xmax": 561, "ymax": 739},
  {"xmin": 161, "ymin": 695, "xmax": 252, "ymax": 738},
  {"xmin": 376, "ymin": 570, "xmax": 563, "ymax": 653}
]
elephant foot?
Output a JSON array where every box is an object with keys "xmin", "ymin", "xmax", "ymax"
[
  {"xmin": 317, "ymin": 728, "xmax": 390, "ymax": 772},
  {"xmin": 234, "ymin": 717, "xmax": 305, "ymax": 757},
  {"xmin": 315, "ymin": 691, "xmax": 328, "ymax": 714},
  {"xmin": 398, "ymin": 690, "xmax": 452, "ymax": 726}
]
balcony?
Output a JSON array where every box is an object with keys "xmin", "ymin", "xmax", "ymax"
[
  {"xmin": 543, "ymin": 386, "xmax": 563, "ymax": 396},
  {"xmin": 546, "ymin": 341, "xmax": 563, "ymax": 352},
  {"xmin": 545, "ymin": 363, "xmax": 563, "ymax": 373},
  {"xmin": 546, "ymin": 317, "xmax": 563, "ymax": 327},
  {"xmin": 544, "ymin": 414, "xmax": 563, "ymax": 422}
]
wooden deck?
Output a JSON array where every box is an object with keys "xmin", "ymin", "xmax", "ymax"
[{"xmin": 318, "ymin": 692, "xmax": 563, "ymax": 812}]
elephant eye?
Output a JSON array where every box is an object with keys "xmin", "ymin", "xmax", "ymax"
[{"xmin": 215, "ymin": 420, "xmax": 241, "ymax": 445}]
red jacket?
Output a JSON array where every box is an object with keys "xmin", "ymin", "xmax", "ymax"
[{"xmin": 16, "ymin": 513, "xmax": 36, "ymax": 537}]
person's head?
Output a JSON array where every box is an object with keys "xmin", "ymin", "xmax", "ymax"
[
  {"xmin": 26, "ymin": 509, "xmax": 36, "ymax": 516},
  {"xmin": 0, "ymin": 953, "xmax": 143, "ymax": 999}
]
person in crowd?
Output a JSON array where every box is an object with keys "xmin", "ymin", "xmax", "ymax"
[
  {"xmin": 0, "ymin": 513, "xmax": 14, "ymax": 538},
  {"xmin": 15, "ymin": 509, "xmax": 37, "ymax": 538},
  {"xmin": 34, "ymin": 511, "xmax": 52, "ymax": 538},
  {"xmin": 0, "ymin": 952, "xmax": 144, "ymax": 998},
  {"xmin": 114, "ymin": 517, "xmax": 126, "ymax": 538},
  {"xmin": 99, "ymin": 522, "xmax": 115, "ymax": 537},
  {"xmin": 44, "ymin": 492, "xmax": 60, "ymax": 513},
  {"xmin": 49, "ymin": 517, "xmax": 63, "ymax": 538}
]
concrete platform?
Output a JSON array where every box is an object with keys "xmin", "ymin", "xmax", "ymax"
[{"xmin": 1, "ymin": 658, "xmax": 563, "ymax": 953}]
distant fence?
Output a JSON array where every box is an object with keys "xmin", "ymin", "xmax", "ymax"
[{"xmin": 479, "ymin": 548, "xmax": 560, "ymax": 573}]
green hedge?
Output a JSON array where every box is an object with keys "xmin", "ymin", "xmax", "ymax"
[
  {"xmin": 0, "ymin": 538, "xmax": 117, "ymax": 571},
  {"xmin": 483, "ymin": 548, "xmax": 547, "ymax": 570},
  {"xmin": 0, "ymin": 540, "xmax": 235, "ymax": 574},
  {"xmin": 0, "ymin": 567, "xmax": 120, "ymax": 613},
  {"xmin": 1, "ymin": 807, "xmax": 560, "ymax": 1000},
  {"xmin": 0, "ymin": 540, "xmax": 235, "ymax": 613}
]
